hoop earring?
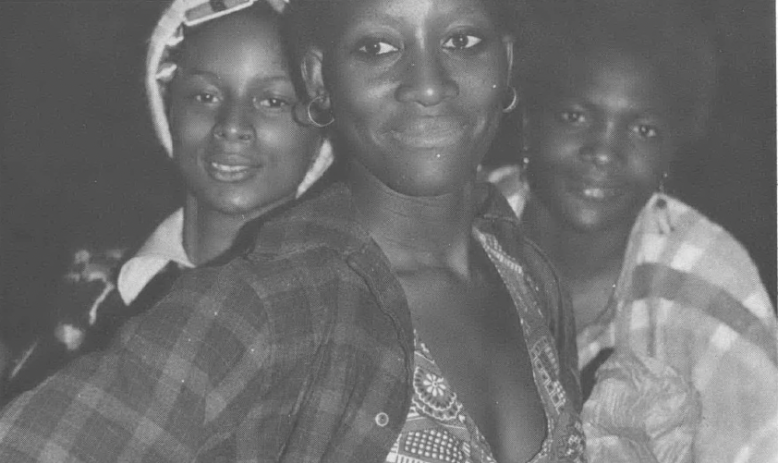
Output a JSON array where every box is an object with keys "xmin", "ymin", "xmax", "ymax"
[
  {"xmin": 306, "ymin": 95, "xmax": 334, "ymax": 128},
  {"xmin": 502, "ymin": 86, "xmax": 518, "ymax": 113}
]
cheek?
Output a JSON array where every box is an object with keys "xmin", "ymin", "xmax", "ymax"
[
  {"xmin": 463, "ymin": 65, "xmax": 503, "ymax": 106},
  {"xmin": 533, "ymin": 125, "xmax": 579, "ymax": 166},
  {"xmin": 627, "ymin": 144, "xmax": 669, "ymax": 186},
  {"xmin": 258, "ymin": 121, "xmax": 320, "ymax": 170},
  {"xmin": 331, "ymin": 72, "xmax": 387, "ymax": 126},
  {"xmin": 170, "ymin": 107, "xmax": 214, "ymax": 149},
  {"xmin": 457, "ymin": 58, "xmax": 505, "ymax": 118}
]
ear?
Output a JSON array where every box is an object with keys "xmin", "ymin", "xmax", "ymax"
[{"xmin": 301, "ymin": 47, "xmax": 328, "ymax": 105}]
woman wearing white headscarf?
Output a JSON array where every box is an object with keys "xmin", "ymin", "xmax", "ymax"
[{"xmin": 2, "ymin": 0, "xmax": 333, "ymax": 401}]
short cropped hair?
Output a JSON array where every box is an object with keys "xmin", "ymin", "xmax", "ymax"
[{"xmin": 518, "ymin": 0, "xmax": 718, "ymax": 140}]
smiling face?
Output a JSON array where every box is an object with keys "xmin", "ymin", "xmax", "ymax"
[
  {"xmin": 526, "ymin": 47, "xmax": 682, "ymax": 233},
  {"xmin": 168, "ymin": 12, "xmax": 322, "ymax": 219},
  {"xmin": 313, "ymin": 0, "xmax": 511, "ymax": 196}
]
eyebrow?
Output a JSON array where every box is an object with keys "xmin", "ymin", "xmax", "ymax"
[
  {"xmin": 177, "ymin": 68, "xmax": 292, "ymax": 84},
  {"xmin": 177, "ymin": 68, "xmax": 221, "ymax": 82}
]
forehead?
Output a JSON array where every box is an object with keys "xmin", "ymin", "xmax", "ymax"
[
  {"xmin": 180, "ymin": 12, "xmax": 287, "ymax": 72},
  {"xmin": 337, "ymin": 0, "xmax": 496, "ymax": 29},
  {"xmin": 546, "ymin": 47, "xmax": 675, "ymax": 113}
]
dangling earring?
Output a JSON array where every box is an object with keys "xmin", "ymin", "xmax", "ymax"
[
  {"xmin": 520, "ymin": 105, "xmax": 530, "ymax": 172},
  {"xmin": 502, "ymin": 86, "xmax": 518, "ymax": 113},
  {"xmin": 654, "ymin": 170, "xmax": 673, "ymax": 232},
  {"xmin": 658, "ymin": 171, "xmax": 669, "ymax": 195},
  {"xmin": 655, "ymin": 171, "xmax": 669, "ymax": 209},
  {"xmin": 306, "ymin": 94, "xmax": 334, "ymax": 128}
]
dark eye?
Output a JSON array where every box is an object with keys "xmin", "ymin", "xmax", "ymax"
[
  {"xmin": 633, "ymin": 124, "xmax": 659, "ymax": 139},
  {"xmin": 256, "ymin": 97, "xmax": 291, "ymax": 109},
  {"xmin": 357, "ymin": 39, "xmax": 398, "ymax": 56},
  {"xmin": 193, "ymin": 92, "xmax": 219, "ymax": 104},
  {"xmin": 442, "ymin": 33, "xmax": 483, "ymax": 50},
  {"xmin": 559, "ymin": 110, "xmax": 585, "ymax": 124}
]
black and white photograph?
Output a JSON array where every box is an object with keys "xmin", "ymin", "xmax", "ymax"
[{"xmin": 0, "ymin": 0, "xmax": 775, "ymax": 461}]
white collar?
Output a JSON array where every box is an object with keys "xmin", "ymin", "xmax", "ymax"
[{"xmin": 117, "ymin": 209, "xmax": 194, "ymax": 305}]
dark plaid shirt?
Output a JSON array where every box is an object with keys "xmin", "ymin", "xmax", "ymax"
[{"xmin": 0, "ymin": 182, "xmax": 581, "ymax": 462}]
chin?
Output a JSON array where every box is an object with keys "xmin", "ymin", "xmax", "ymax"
[
  {"xmin": 390, "ymin": 160, "xmax": 475, "ymax": 197},
  {"xmin": 562, "ymin": 205, "xmax": 635, "ymax": 234},
  {"xmin": 205, "ymin": 191, "xmax": 290, "ymax": 219}
]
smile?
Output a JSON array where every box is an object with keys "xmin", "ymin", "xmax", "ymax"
[
  {"xmin": 581, "ymin": 187, "xmax": 619, "ymax": 199},
  {"xmin": 570, "ymin": 180, "xmax": 625, "ymax": 201},
  {"xmin": 206, "ymin": 161, "xmax": 260, "ymax": 182},
  {"xmin": 389, "ymin": 119, "xmax": 466, "ymax": 149}
]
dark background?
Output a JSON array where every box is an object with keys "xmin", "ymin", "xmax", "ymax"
[{"xmin": 1, "ymin": 0, "xmax": 775, "ymax": 352}]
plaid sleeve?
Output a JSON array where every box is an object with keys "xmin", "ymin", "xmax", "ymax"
[{"xmin": 0, "ymin": 262, "xmax": 276, "ymax": 462}]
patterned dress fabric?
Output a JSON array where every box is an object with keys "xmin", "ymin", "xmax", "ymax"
[
  {"xmin": 485, "ymin": 164, "xmax": 778, "ymax": 463},
  {"xmin": 386, "ymin": 336, "xmax": 496, "ymax": 463},
  {"xmin": 385, "ymin": 229, "xmax": 586, "ymax": 463}
]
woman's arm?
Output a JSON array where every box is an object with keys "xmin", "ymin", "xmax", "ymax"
[{"xmin": 0, "ymin": 262, "xmax": 277, "ymax": 462}]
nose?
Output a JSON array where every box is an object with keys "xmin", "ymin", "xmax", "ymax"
[
  {"xmin": 213, "ymin": 100, "xmax": 255, "ymax": 143},
  {"xmin": 579, "ymin": 121, "xmax": 622, "ymax": 166},
  {"xmin": 395, "ymin": 49, "xmax": 458, "ymax": 106}
]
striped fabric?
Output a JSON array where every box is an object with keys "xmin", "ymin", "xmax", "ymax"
[
  {"xmin": 485, "ymin": 165, "xmax": 778, "ymax": 463},
  {"xmin": 581, "ymin": 194, "xmax": 777, "ymax": 463}
]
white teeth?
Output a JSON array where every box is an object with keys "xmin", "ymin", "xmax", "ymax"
[
  {"xmin": 211, "ymin": 162, "xmax": 248, "ymax": 173},
  {"xmin": 583, "ymin": 188, "xmax": 607, "ymax": 199}
]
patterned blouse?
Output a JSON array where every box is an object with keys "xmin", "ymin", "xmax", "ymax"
[{"xmin": 384, "ymin": 230, "xmax": 586, "ymax": 463}]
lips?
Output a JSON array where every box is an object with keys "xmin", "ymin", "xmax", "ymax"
[
  {"xmin": 204, "ymin": 155, "xmax": 262, "ymax": 183},
  {"xmin": 568, "ymin": 177, "xmax": 626, "ymax": 201},
  {"xmin": 389, "ymin": 118, "xmax": 467, "ymax": 149}
]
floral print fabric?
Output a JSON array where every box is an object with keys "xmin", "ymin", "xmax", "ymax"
[
  {"xmin": 386, "ymin": 335, "xmax": 496, "ymax": 463},
  {"xmin": 385, "ymin": 230, "xmax": 586, "ymax": 463}
]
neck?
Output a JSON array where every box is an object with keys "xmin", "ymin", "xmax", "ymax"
[
  {"xmin": 182, "ymin": 195, "xmax": 271, "ymax": 266},
  {"xmin": 346, "ymin": 160, "xmax": 476, "ymax": 275},
  {"xmin": 522, "ymin": 198, "xmax": 630, "ymax": 283}
]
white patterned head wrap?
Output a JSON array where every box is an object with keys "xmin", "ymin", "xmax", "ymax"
[{"xmin": 145, "ymin": 0, "xmax": 333, "ymax": 198}]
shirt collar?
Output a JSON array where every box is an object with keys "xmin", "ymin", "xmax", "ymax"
[{"xmin": 117, "ymin": 208, "xmax": 194, "ymax": 305}]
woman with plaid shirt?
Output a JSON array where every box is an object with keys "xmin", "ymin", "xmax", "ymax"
[{"xmin": 0, "ymin": 0, "xmax": 585, "ymax": 461}]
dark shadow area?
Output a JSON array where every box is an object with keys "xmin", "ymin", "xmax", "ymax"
[{"xmin": 0, "ymin": 2, "xmax": 183, "ymax": 351}]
